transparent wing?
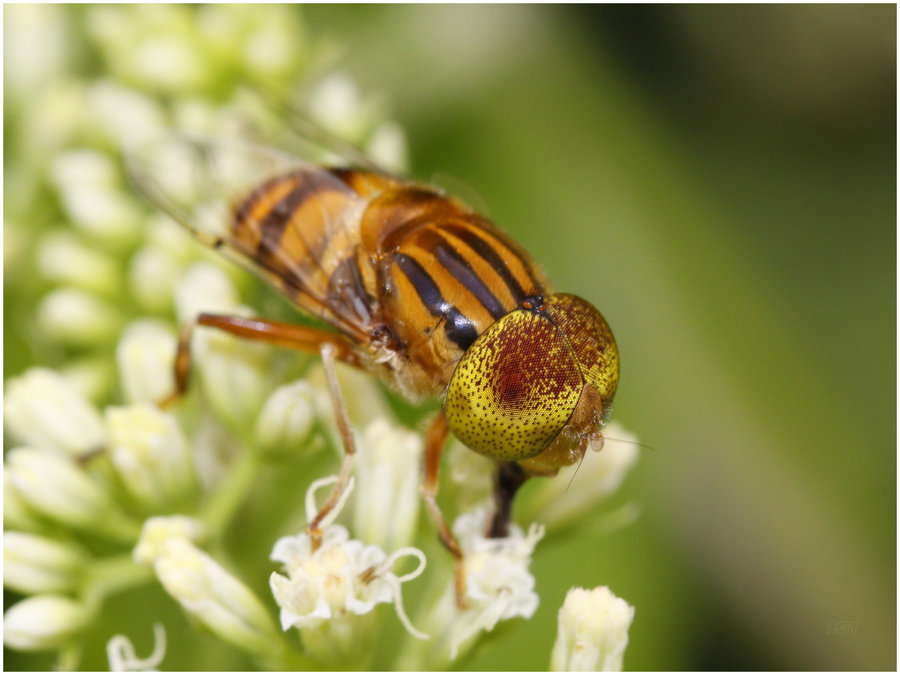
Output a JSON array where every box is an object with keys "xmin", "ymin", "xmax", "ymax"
[{"xmin": 125, "ymin": 133, "xmax": 376, "ymax": 340}]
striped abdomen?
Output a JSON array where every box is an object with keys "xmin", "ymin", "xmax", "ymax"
[{"xmin": 360, "ymin": 182, "xmax": 550, "ymax": 394}]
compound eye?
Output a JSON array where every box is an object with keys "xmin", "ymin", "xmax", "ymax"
[{"xmin": 445, "ymin": 309, "xmax": 583, "ymax": 462}]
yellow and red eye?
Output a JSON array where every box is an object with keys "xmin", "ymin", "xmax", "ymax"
[{"xmin": 444, "ymin": 307, "xmax": 584, "ymax": 462}]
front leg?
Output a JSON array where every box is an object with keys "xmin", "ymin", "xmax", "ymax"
[
  {"xmin": 159, "ymin": 312, "xmax": 362, "ymax": 408},
  {"xmin": 421, "ymin": 410, "xmax": 468, "ymax": 607},
  {"xmin": 487, "ymin": 463, "xmax": 529, "ymax": 538}
]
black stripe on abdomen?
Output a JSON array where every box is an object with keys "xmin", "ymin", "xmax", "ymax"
[
  {"xmin": 444, "ymin": 224, "xmax": 530, "ymax": 302},
  {"xmin": 256, "ymin": 174, "xmax": 324, "ymax": 269},
  {"xmin": 430, "ymin": 232, "xmax": 507, "ymax": 320},
  {"xmin": 395, "ymin": 253, "xmax": 478, "ymax": 350}
]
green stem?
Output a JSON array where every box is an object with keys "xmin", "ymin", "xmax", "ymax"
[
  {"xmin": 94, "ymin": 509, "xmax": 144, "ymax": 544},
  {"xmin": 85, "ymin": 553, "xmax": 154, "ymax": 601},
  {"xmin": 199, "ymin": 448, "xmax": 263, "ymax": 537}
]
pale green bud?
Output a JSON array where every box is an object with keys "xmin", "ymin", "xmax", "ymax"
[
  {"xmin": 116, "ymin": 321, "xmax": 178, "ymax": 405},
  {"xmin": 366, "ymin": 121, "xmax": 409, "ymax": 173},
  {"xmin": 308, "ymin": 74, "xmax": 377, "ymax": 143},
  {"xmin": 128, "ymin": 244, "xmax": 182, "ymax": 313},
  {"xmin": 4, "ymin": 368, "xmax": 106, "ymax": 457},
  {"xmin": 4, "ymin": 5, "xmax": 68, "ymax": 98},
  {"xmin": 197, "ymin": 322, "xmax": 271, "ymax": 431},
  {"xmin": 36, "ymin": 287, "xmax": 124, "ymax": 346},
  {"xmin": 58, "ymin": 185, "xmax": 141, "ymax": 248},
  {"xmin": 133, "ymin": 515, "xmax": 205, "ymax": 565},
  {"xmin": 105, "ymin": 405, "xmax": 197, "ymax": 510},
  {"xmin": 4, "ymin": 474, "xmax": 44, "ymax": 532},
  {"xmin": 352, "ymin": 419, "xmax": 422, "ymax": 550},
  {"xmin": 5, "ymin": 448, "xmax": 112, "ymax": 529},
  {"xmin": 254, "ymin": 380, "xmax": 316, "ymax": 451},
  {"xmin": 3, "ymin": 532, "xmax": 87, "ymax": 595},
  {"xmin": 37, "ymin": 231, "xmax": 121, "ymax": 296},
  {"xmin": 550, "ymin": 586, "xmax": 635, "ymax": 672},
  {"xmin": 3, "ymin": 594, "xmax": 93, "ymax": 652},
  {"xmin": 50, "ymin": 149, "xmax": 118, "ymax": 191},
  {"xmin": 175, "ymin": 264, "xmax": 269, "ymax": 429},
  {"xmin": 88, "ymin": 80, "xmax": 166, "ymax": 147},
  {"xmin": 151, "ymin": 537, "xmax": 279, "ymax": 655},
  {"xmin": 174, "ymin": 262, "xmax": 239, "ymax": 324}
]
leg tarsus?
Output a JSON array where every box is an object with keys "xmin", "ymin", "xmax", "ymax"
[
  {"xmin": 306, "ymin": 343, "xmax": 357, "ymax": 550},
  {"xmin": 422, "ymin": 411, "xmax": 468, "ymax": 607},
  {"xmin": 487, "ymin": 463, "xmax": 529, "ymax": 539}
]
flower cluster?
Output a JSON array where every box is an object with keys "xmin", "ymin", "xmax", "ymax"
[{"xmin": 5, "ymin": 5, "xmax": 639, "ymax": 671}]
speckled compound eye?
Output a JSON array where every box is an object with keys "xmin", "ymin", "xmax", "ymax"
[{"xmin": 445, "ymin": 309, "xmax": 583, "ymax": 462}]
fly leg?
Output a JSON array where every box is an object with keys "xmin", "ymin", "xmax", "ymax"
[
  {"xmin": 159, "ymin": 314, "xmax": 362, "ymax": 548},
  {"xmin": 487, "ymin": 463, "xmax": 529, "ymax": 538},
  {"xmin": 159, "ymin": 312, "xmax": 362, "ymax": 408},
  {"xmin": 422, "ymin": 411, "xmax": 468, "ymax": 608},
  {"xmin": 304, "ymin": 342, "xmax": 357, "ymax": 549}
]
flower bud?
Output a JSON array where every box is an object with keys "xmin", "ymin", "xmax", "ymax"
[
  {"xmin": 366, "ymin": 121, "xmax": 408, "ymax": 173},
  {"xmin": 37, "ymin": 231, "xmax": 121, "ymax": 296},
  {"xmin": 132, "ymin": 515, "xmax": 205, "ymax": 566},
  {"xmin": 4, "ymin": 368, "xmax": 106, "ymax": 457},
  {"xmin": 254, "ymin": 379, "xmax": 317, "ymax": 451},
  {"xmin": 352, "ymin": 419, "xmax": 421, "ymax": 550},
  {"xmin": 3, "ymin": 532, "xmax": 87, "ymax": 594},
  {"xmin": 143, "ymin": 535, "xmax": 278, "ymax": 655},
  {"xmin": 36, "ymin": 287, "xmax": 124, "ymax": 346},
  {"xmin": 4, "ymin": 473, "xmax": 44, "ymax": 532},
  {"xmin": 128, "ymin": 245, "xmax": 183, "ymax": 314},
  {"xmin": 105, "ymin": 404, "xmax": 197, "ymax": 510},
  {"xmin": 3, "ymin": 594, "xmax": 92, "ymax": 651},
  {"xmin": 5, "ymin": 448, "xmax": 112, "ymax": 529},
  {"xmin": 58, "ymin": 184, "xmax": 141, "ymax": 248},
  {"xmin": 116, "ymin": 321, "xmax": 178, "ymax": 404},
  {"xmin": 174, "ymin": 262, "xmax": 239, "ymax": 324},
  {"xmin": 550, "ymin": 586, "xmax": 635, "ymax": 671}
]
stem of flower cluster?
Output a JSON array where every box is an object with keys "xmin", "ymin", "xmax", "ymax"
[
  {"xmin": 86, "ymin": 553, "xmax": 154, "ymax": 599},
  {"xmin": 199, "ymin": 448, "xmax": 263, "ymax": 537}
]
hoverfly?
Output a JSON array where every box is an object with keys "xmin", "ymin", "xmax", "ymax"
[{"xmin": 126, "ymin": 113, "xmax": 619, "ymax": 602}]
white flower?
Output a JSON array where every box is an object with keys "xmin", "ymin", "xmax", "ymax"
[
  {"xmin": 3, "ymin": 595, "xmax": 93, "ymax": 651},
  {"xmin": 116, "ymin": 321, "xmax": 178, "ymax": 405},
  {"xmin": 4, "ymin": 367, "xmax": 106, "ymax": 457},
  {"xmin": 521, "ymin": 421, "xmax": 640, "ymax": 531},
  {"xmin": 409, "ymin": 506, "xmax": 544, "ymax": 668},
  {"xmin": 269, "ymin": 476, "xmax": 428, "ymax": 665},
  {"xmin": 134, "ymin": 517, "xmax": 278, "ymax": 655},
  {"xmin": 105, "ymin": 404, "xmax": 197, "ymax": 509},
  {"xmin": 351, "ymin": 419, "xmax": 422, "ymax": 550},
  {"xmin": 254, "ymin": 379, "xmax": 317, "ymax": 451},
  {"xmin": 550, "ymin": 586, "xmax": 635, "ymax": 672},
  {"xmin": 5, "ymin": 448, "xmax": 113, "ymax": 529},
  {"xmin": 107, "ymin": 623, "xmax": 167, "ymax": 672},
  {"xmin": 3, "ymin": 532, "xmax": 87, "ymax": 595}
]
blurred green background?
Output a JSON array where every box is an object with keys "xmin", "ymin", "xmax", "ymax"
[{"xmin": 4, "ymin": 4, "xmax": 895, "ymax": 671}]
